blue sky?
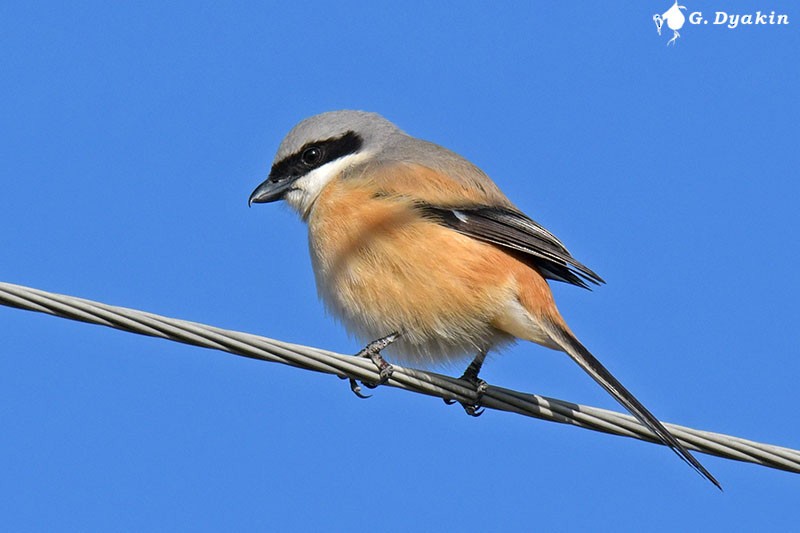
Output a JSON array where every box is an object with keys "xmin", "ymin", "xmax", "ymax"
[{"xmin": 1, "ymin": 1, "xmax": 798, "ymax": 530}]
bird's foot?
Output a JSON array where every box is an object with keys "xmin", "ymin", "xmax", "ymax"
[
  {"xmin": 344, "ymin": 332, "xmax": 399, "ymax": 398},
  {"xmin": 444, "ymin": 365, "xmax": 489, "ymax": 417},
  {"xmin": 667, "ymin": 30, "xmax": 680, "ymax": 46}
]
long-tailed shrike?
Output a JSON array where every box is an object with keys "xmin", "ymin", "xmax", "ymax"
[{"xmin": 249, "ymin": 110, "xmax": 719, "ymax": 488}]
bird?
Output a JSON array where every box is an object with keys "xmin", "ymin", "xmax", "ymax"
[
  {"xmin": 654, "ymin": 1, "xmax": 687, "ymax": 46},
  {"xmin": 249, "ymin": 110, "xmax": 720, "ymax": 488}
]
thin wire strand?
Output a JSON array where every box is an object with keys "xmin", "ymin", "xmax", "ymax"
[{"xmin": 1, "ymin": 281, "xmax": 798, "ymax": 475}]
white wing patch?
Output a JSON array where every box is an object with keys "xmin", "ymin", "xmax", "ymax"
[{"xmin": 453, "ymin": 210, "xmax": 469, "ymax": 223}]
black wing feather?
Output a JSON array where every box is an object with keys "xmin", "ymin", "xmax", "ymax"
[{"xmin": 419, "ymin": 205, "xmax": 604, "ymax": 289}]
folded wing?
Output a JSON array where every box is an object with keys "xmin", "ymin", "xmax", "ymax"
[
  {"xmin": 419, "ymin": 204, "xmax": 604, "ymax": 289},
  {"xmin": 363, "ymin": 160, "xmax": 603, "ymax": 289}
]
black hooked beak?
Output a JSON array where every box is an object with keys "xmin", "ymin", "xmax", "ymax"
[{"xmin": 248, "ymin": 174, "xmax": 295, "ymax": 206}]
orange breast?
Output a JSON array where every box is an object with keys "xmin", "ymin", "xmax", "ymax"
[{"xmin": 305, "ymin": 174, "xmax": 564, "ymax": 364}]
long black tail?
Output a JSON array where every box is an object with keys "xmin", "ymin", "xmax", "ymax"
[{"xmin": 542, "ymin": 319, "xmax": 721, "ymax": 490}]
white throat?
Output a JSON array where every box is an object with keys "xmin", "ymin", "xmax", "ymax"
[{"xmin": 284, "ymin": 152, "xmax": 369, "ymax": 219}]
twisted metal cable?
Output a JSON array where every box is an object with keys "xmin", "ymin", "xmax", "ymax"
[{"xmin": 1, "ymin": 281, "xmax": 798, "ymax": 475}]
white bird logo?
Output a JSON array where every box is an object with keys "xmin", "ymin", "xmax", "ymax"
[{"xmin": 653, "ymin": 1, "xmax": 687, "ymax": 46}]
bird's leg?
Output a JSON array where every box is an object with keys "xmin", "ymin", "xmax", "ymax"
[
  {"xmin": 667, "ymin": 30, "xmax": 680, "ymax": 46},
  {"xmin": 345, "ymin": 332, "xmax": 399, "ymax": 398},
  {"xmin": 359, "ymin": 332, "xmax": 398, "ymax": 387},
  {"xmin": 444, "ymin": 350, "xmax": 489, "ymax": 417}
]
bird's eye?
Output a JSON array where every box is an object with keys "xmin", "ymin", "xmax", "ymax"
[{"xmin": 301, "ymin": 147, "xmax": 323, "ymax": 167}]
